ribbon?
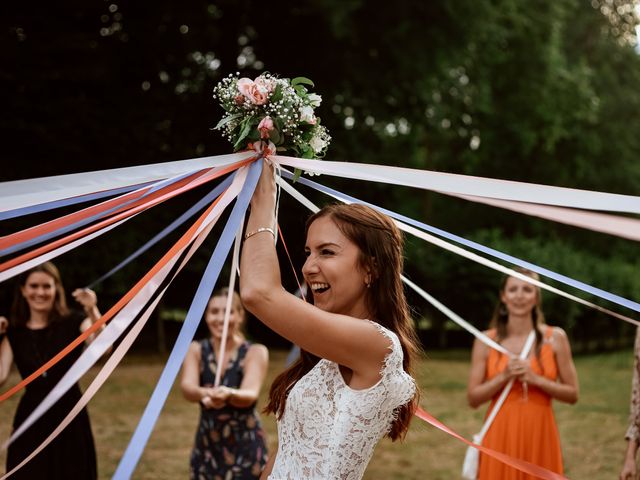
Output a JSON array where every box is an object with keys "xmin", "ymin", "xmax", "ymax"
[
  {"xmin": 0, "ymin": 169, "xmax": 243, "ymax": 402},
  {"xmin": 0, "ymin": 160, "xmax": 250, "ymax": 283},
  {"xmin": 0, "ymin": 202, "xmax": 223, "ymax": 478},
  {"xmin": 0, "ymin": 152, "xmax": 255, "ymax": 214},
  {"xmin": 273, "ymin": 154, "xmax": 640, "ymax": 214},
  {"xmin": 276, "ymin": 177, "xmax": 512, "ymax": 354},
  {"xmin": 280, "ymin": 171, "xmax": 640, "ymax": 318},
  {"xmin": 414, "ymin": 407, "xmax": 567, "ymax": 480},
  {"xmin": 86, "ymin": 174, "xmax": 234, "ymax": 288},
  {"xmin": 0, "ymin": 183, "xmax": 153, "ymax": 222},
  {"xmin": 3, "ymin": 170, "xmax": 248, "ymax": 445},
  {"xmin": 0, "ymin": 169, "xmax": 207, "ymax": 256},
  {"xmin": 113, "ymin": 159, "xmax": 262, "ymax": 479},
  {"xmin": 213, "ymin": 223, "xmax": 243, "ymax": 387},
  {"xmin": 454, "ymin": 193, "xmax": 640, "ymax": 243}
]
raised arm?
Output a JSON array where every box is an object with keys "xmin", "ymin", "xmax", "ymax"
[
  {"xmin": 74, "ymin": 288, "xmax": 104, "ymax": 344},
  {"xmin": 240, "ymin": 160, "xmax": 389, "ymax": 381},
  {"xmin": 0, "ymin": 316, "xmax": 13, "ymax": 386}
]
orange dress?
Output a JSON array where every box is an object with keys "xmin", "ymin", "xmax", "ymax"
[{"xmin": 478, "ymin": 327, "xmax": 563, "ymax": 479}]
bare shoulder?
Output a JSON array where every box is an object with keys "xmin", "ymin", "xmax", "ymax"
[
  {"xmin": 186, "ymin": 340, "xmax": 202, "ymax": 358},
  {"xmin": 547, "ymin": 326, "xmax": 572, "ymax": 353},
  {"xmin": 246, "ymin": 343, "xmax": 269, "ymax": 361},
  {"xmin": 472, "ymin": 330, "xmax": 494, "ymax": 354},
  {"xmin": 367, "ymin": 321, "xmax": 401, "ymax": 356},
  {"xmin": 549, "ymin": 325, "xmax": 569, "ymax": 342}
]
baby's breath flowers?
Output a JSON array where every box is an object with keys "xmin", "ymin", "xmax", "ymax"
[{"xmin": 213, "ymin": 73, "xmax": 331, "ymax": 162}]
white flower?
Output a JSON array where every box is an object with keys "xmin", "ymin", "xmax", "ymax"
[
  {"xmin": 308, "ymin": 93, "xmax": 322, "ymax": 107},
  {"xmin": 309, "ymin": 134, "xmax": 327, "ymax": 153},
  {"xmin": 299, "ymin": 105, "xmax": 316, "ymax": 124}
]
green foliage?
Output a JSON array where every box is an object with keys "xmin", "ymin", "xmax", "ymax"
[{"xmin": 1, "ymin": 0, "xmax": 638, "ymax": 347}]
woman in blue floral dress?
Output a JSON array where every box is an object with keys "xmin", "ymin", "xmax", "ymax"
[{"xmin": 181, "ymin": 288, "xmax": 269, "ymax": 479}]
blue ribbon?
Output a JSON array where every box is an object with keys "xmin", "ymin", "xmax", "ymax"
[
  {"xmin": 113, "ymin": 159, "xmax": 261, "ymax": 479},
  {"xmin": 0, "ymin": 183, "xmax": 153, "ymax": 222},
  {"xmin": 283, "ymin": 170, "xmax": 640, "ymax": 315},
  {"xmin": 86, "ymin": 175, "xmax": 233, "ymax": 289},
  {"xmin": 0, "ymin": 170, "xmax": 202, "ymax": 258}
]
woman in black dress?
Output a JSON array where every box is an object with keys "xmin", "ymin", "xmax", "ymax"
[
  {"xmin": 0, "ymin": 262, "xmax": 100, "ymax": 479},
  {"xmin": 181, "ymin": 288, "xmax": 269, "ymax": 479}
]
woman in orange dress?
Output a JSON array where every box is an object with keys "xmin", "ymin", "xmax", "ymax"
[{"xmin": 467, "ymin": 268, "xmax": 579, "ymax": 479}]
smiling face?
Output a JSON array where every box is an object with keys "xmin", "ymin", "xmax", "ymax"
[
  {"xmin": 302, "ymin": 215, "xmax": 371, "ymax": 318},
  {"xmin": 500, "ymin": 276, "xmax": 539, "ymax": 318},
  {"xmin": 21, "ymin": 271, "xmax": 57, "ymax": 316},
  {"xmin": 204, "ymin": 295, "xmax": 243, "ymax": 341}
]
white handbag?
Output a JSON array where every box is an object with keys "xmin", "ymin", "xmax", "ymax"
[{"xmin": 461, "ymin": 330, "xmax": 535, "ymax": 479}]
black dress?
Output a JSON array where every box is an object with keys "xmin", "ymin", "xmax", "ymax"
[
  {"xmin": 190, "ymin": 339, "xmax": 268, "ymax": 480},
  {"xmin": 6, "ymin": 311, "xmax": 97, "ymax": 479}
]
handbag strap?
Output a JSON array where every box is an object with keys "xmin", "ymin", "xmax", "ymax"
[{"xmin": 476, "ymin": 329, "xmax": 536, "ymax": 441}]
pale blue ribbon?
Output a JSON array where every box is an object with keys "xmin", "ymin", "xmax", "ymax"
[
  {"xmin": 86, "ymin": 174, "xmax": 233, "ymax": 289},
  {"xmin": 0, "ymin": 170, "xmax": 202, "ymax": 257},
  {"xmin": 112, "ymin": 159, "xmax": 261, "ymax": 479},
  {"xmin": 283, "ymin": 170, "xmax": 640, "ymax": 314},
  {"xmin": 0, "ymin": 183, "xmax": 152, "ymax": 221}
]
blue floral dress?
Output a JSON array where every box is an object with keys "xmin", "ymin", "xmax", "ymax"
[{"xmin": 190, "ymin": 339, "xmax": 268, "ymax": 480}]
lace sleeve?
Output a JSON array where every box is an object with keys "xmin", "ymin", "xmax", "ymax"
[
  {"xmin": 626, "ymin": 327, "xmax": 640, "ymax": 441},
  {"xmin": 368, "ymin": 320, "xmax": 416, "ymax": 409}
]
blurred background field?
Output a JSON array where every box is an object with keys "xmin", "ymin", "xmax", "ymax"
[{"xmin": 0, "ymin": 348, "xmax": 633, "ymax": 478}]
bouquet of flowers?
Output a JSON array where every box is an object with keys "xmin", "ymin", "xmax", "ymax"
[{"xmin": 213, "ymin": 73, "xmax": 331, "ymax": 161}]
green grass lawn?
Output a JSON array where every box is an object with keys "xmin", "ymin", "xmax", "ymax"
[{"xmin": 0, "ymin": 348, "xmax": 634, "ymax": 479}]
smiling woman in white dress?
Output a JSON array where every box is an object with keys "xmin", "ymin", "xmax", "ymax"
[{"xmin": 240, "ymin": 160, "xmax": 421, "ymax": 480}]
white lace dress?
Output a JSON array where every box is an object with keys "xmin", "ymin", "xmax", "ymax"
[{"xmin": 268, "ymin": 322, "xmax": 417, "ymax": 480}]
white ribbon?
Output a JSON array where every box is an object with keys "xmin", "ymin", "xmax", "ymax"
[
  {"xmin": 277, "ymin": 177, "xmax": 640, "ymax": 341},
  {"xmin": 454, "ymin": 193, "xmax": 640, "ymax": 242},
  {"xmin": 213, "ymin": 223, "xmax": 243, "ymax": 387},
  {"xmin": 3, "ymin": 167, "xmax": 249, "ymax": 454},
  {"xmin": 0, "ymin": 166, "xmax": 231, "ymax": 284},
  {"xmin": 0, "ymin": 152, "xmax": 254, "ymax": 213},
  {"xmin": 273, "ymin": 154, "xmax": 640, "ymax": 214}
]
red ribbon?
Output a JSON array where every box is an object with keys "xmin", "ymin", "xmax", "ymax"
[{"xmin": 414, "ymin": 407, "xmax": 568, "ymax": 480}]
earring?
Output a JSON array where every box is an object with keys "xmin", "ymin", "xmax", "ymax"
[{"xmin": 498, "ymin": 303, "xmax": 507, "ymax": 316}]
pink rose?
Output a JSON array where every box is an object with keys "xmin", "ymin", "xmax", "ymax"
[
  {"xmin": 249, "ymin": 84, "xmax": 269, "ymax": 105},
  {"xmin": 237, "ymin": 77, "xmax": 271, "ymax": 105},
  {"xmin": 258, "ymin": 116, "xmax": 274, "ymax": 139},
  {"xmin": 237, "ymin": 78, "xmax": 254, "ymax": 97}
]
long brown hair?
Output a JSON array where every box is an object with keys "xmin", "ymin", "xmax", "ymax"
[
  {"xmin": 265, "ymin": 203, "xmax": 421, "ymax": 441},
  {"xmin": 490, "ymin": 267, "xmax": 545, "ymax": 355},
  {"xmin": 11, "ymin": 262, "xmax": 69, "ymax": 328}
]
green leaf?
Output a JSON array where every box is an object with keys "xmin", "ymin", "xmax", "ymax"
[
  {"xmin": 291, "ymin": 77, "xmax": 314, "ymax": 88},
  {"xmin": 233, "ymin": 117, "xmax": 255, "ymax": 149},
  {"xmin": 269, "ymin": 128, "xmax": 282, "ymax": 144},
  {"xmin": 247, "ymin": 129, "xmax": 260, "ymax": 142},
  {"xmin": 214, "ymin": 113, "xmax": 242, "ymax": 130},
  {"xmin": 270, "ymin": 84, "xmax": 283, "ymax": 103},
  {"xmin": 292, "ymin": 168, "xmax": 302, "ymax": 182}
]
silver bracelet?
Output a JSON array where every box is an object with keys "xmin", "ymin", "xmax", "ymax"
[{"xmin": 244, "ymin": 227, "xmax": 276, "ymax": 241}]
